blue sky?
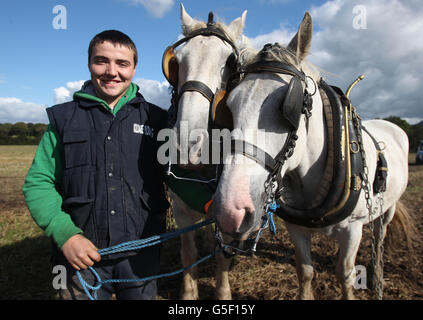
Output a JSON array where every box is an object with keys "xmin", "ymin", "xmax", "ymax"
[{"xmin": 0, "ymin": 0, "xmax": 422, "ymax": 124}]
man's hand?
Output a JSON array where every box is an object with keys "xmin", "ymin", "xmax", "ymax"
[{"xmin": 61, "ymin": 234, "xmax": 101, "ymax": 270}]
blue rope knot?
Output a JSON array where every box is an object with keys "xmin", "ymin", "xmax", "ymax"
[{"xmin": 266, "ymin": 201, "xmax": 280, "ymax": 235}]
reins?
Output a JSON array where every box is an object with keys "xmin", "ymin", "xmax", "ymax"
[{"xmin": 76, "ymin": 218, "xmax": 226, "ymax": 300}]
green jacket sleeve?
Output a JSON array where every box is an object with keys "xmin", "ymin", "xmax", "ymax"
[{"xmin": 22, "ymin": 125, "xmax": 83, "ymax": 249}]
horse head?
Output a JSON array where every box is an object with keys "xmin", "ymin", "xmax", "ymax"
[
  {"xmin": 212, "ymin": 12, "xmax": 323, "ymax": 241},
  {"xmin": 163, "ymin": 3, "xmax": 247, "ymax": 168}
]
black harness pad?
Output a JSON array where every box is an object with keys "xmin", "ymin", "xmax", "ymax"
[
  {"xmin": 362, "ymin": 125, "xmax": 388, "ymax": 193},
  {"xmin": 275, "ymin": 79, "xmax": 365, "ymax": 228},
  {"xmin": 281, "ymin": 77, "xmax": 304, "ymax": 129}
]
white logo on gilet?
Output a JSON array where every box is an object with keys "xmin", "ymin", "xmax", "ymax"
[{"xmin": 133, "ymin": 124, "xmax": 154, "ymax": 137}]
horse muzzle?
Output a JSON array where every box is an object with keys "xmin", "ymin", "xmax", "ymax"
[{"xmin": 214, "ymin": 214, "xmax": 268, "ymax": 256}]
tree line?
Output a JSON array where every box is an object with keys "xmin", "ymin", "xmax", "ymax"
[
  {"xmin": 383, "ymin": 117, "xmax": 423, "ymax": 152},
  {"xmin": 0, "ymin": 122, "xmax": 48, "ymax": 145},
  {"xmin": 0, "ymin": 117, "xmax": 422, "ymax": 150}
]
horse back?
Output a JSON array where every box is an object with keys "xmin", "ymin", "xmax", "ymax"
[{"xmin": 361, "ymin": 119, "xmax": 409, "ymax": 199}]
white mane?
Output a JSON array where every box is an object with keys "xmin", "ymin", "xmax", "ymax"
[{"xmin": 238, "ymin": 42, "xmax": 321, "ymax": 84}]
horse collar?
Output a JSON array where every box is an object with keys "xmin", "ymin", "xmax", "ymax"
[{"xmin": 273, "ymin": 80, "xmax": 367, "ymax": 228}]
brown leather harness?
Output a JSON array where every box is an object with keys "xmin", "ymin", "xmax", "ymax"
[
  {"xmin": 224, "ymin": 44, "xmax": 387, "ymax": 229},
  {"xmin": 162, "ymin": 12, "xmax": 239, "ymax": 128}
]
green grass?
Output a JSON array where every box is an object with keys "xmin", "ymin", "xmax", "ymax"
[
  {"xmin": 0, "ymin": 145, "xmax": 178, "ymax": 299},
  {"xmin": 0, "ymin": 145, "xmax": 58, "ymax": 299}
]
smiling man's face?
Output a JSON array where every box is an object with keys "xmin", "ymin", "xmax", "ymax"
[{"xmin": 89, "ymin": 41, "xmax": 137, "ymax": 107}]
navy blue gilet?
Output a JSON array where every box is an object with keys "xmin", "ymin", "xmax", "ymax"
[{"xmin": 46, "ymin": 92, "xmax": 170, "ymax": 254}]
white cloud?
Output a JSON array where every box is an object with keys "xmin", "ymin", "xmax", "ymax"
[
  {"xmin": 134, "ymin": 78, "xmax": 171, "ymax": 109},
  {"xmin": 53, "ymin": 80, "xmax": 85, "ymax": 104},
  {"xmin": 0, "ymin": 97, "xmax": 48, "ymax": 123},
  {"xmin": 121, "ymin": 0, "xmax": 174, "ymax": 18},
  {"xmin": 249, "ymin": 23, "xmax": 295, "ymax": 49},
  {"xmin": 310, "ymin": 0, "xmax": 342, "ymax": 23},
  {"xmin": 0, "ymin": 78, "xmax": 171, "ymax": 124},
  {"xmin": 53, "ymin": 78, "xmax": 171, "ymax": 109},
  {"xmin": 248, "ymin": 0, "xmax": 423, "ymax": 122},
  {"xmin": 404, "ymin": 117, "xmax": 423, "ymax": 125}
]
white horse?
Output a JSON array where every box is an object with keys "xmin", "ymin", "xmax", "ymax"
[
  {"xmin": 163, "ymin": 4, "xmax": 247, "ymax": 299},
  {"xmin": 211, "ymin": 12, "xmax": 413, "ymax": 299}
]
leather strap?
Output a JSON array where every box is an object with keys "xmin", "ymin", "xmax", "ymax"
[
  {"xmin": 245, "ymin": 61, "xmax": 306, "ymax": 81},
  {"xmin": 168, "ymin": 26, "xmax": 238, "ymax": 58},
  {"xmin": 179, "ymin": 80, "xmax": 215, "ymax": 102},
  {"xmin": 231, "ymin": 139, "xmax": 276, "ymax": 172}
]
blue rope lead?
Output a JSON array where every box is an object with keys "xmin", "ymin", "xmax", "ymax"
[
  {"xmin": 77, "ymin": 246, "xmax": 225, "ymax": 300},
  {"xmin": 250, "ymin": 201, "xmax": 280, "ymax": 252},
  {"xmin": 266, "ymin": 202, "xmax": 280, "ymax": 235},
  {"xmin": 98, "ymin": 218, "xmax": 214, "ymax": 256},
  {"xmin": 75, "ymin": 218, "xmax": 217, "ymax": 300}
]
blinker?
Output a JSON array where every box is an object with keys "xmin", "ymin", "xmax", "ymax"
[
  {"xmin": 211, "ymin": 89, "xmax": 234, "ymax": 130},
  {"xmin": 161, "ymin": 18, "xmax": 239, "ymax": 88},
  {"xmin": 162, "ymin": 46, "xmax": 178, "ymax": 86},
  {"xmin": 281, "ymin": 76, "xmax": 304, "ymax": 130}
]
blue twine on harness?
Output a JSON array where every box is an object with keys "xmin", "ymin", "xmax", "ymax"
[
  {"xmin": 266, "ymin": 202, "xmax": 280, "ymax": 235},
  {"xmin": 75, "ymin": 218, "xmax": 219, "ymax": 300}
]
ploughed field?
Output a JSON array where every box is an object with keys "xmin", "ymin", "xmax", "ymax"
[{"xmin": 0, "ymin": 145, "xmax": 421, "ymax": 299}]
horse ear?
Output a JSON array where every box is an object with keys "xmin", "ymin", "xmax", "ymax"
[
  {"xmin": 180, "ymin": 3, "xmax": 195, "ymax": 35},
  {"xmin": 287, "ymin": 11, "xmax": 313, "ymax": 63},
  {"xmin": 228, "ymin": 10, "xmax": 247, "ymax": 40}
]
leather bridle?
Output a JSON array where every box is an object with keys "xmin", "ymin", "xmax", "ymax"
[
  {"xmin": 214, "ymin": 52, "xmax": 315, "ymax": 256},
  {"xmin": 229, "ymin": 58, "xmax": 314, "ymax": 182},
  {"xmin": 162, "ymin": 12, "xmax": 239, "ymax": 127}
]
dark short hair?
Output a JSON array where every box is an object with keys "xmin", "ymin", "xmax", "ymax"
[{"xmin": 88, "ymin": 30, "xmax": 138, "ymax": 66}]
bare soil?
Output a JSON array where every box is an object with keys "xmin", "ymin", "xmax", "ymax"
[
  {"xmin": 158, "ymin": 159, "xmax": 423, "ymax": 300},
  {"xmin": 1, "ymin": 146, "xmax": 421, "ymax": 300}
]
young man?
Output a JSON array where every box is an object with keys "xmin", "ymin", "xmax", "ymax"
[{"xmin": 23, "ymin": 30, "xmax": 172, "ymax": 300}]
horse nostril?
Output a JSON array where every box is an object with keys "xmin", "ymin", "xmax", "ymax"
[{"xmin": 236, "ymin": 210, "xmax": 255, "ymax": 234}]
